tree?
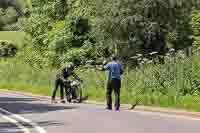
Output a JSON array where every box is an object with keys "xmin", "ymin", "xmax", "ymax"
[
  {"xmin": 95, "ymin": 0, "xmax": 194, "ymax": 61},
  {"xmin": 0, "ymin": 0, "xmax": 28, "ymax": 31},
  {"xmin": 192, "ymin": 10, "xmax": 200, "ymax": 48},
  {"xmin": 0, "ymin": 0, "xmax": 25, "ymax": 16},
  {"xmin": 0, "ymin": 7, "xmax": 18, "ymax": 30},
  {"xmin": 24, "ymin": 0, "xmax": 196, "ymax": 67}
]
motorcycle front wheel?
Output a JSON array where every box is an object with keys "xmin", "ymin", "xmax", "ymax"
[{"xmin": 66, "ymin": 87, "xmax": 82, "ymax": 103}]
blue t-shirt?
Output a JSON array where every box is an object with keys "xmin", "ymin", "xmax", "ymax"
[{"xmin": 104, "ymin": 61, "xmax": 123, "ymax": 80}]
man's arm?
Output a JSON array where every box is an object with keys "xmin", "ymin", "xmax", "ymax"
[
  {"xmin": 71, "ymin": 72, "xmax": 82, "ymax": 81},
  {"xmin": 102, "ymin": 61, "xmax": 110, "ymax": 71}
]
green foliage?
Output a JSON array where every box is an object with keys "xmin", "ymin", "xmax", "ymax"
[
  {"xmin": 0, "ymin": 58, "xmax": 53, "ymax": 96},
  {"xmin": 0, "ymin": 0, "xmax": 29, "ymax": 31},
  {"xmin": 0, "ymin": 31, "xmax": 26, "ymax": 47},
  {"xmin": 0, "ymin": 40, "xmax": 17, "ymax": 57},
  {"xmin": 71, "ymin": 17, "xmax": 91, "ymax": 47},
  {"xmin": 192, "ymin": 10, "xmax": 200, "ymax": 48},
  {"xmin": 22, "ymin": 0, "xmax": 197, "ymax": 67},
  {"xmin": 22, "ymin": 0, "xmax": 96, "ymax": 67},
  {"xmin": 94, "ymin": 0, "xmax": 193, "ymax": 60},
  {"xmin": 54, "ymin": 0, "xmax": 68, "ymax": 20},
  {"xmin": 0, "ymin": 7, "xmax": 18, "ymax": 30}
]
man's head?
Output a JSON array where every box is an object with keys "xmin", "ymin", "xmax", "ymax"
[
  {"xmin": 112, "ymin": 55, "xmax": 118, "ymax": 61},
  {"xmin": 67, "ymin": 63, "xmax": 75, "ymax": 71}
]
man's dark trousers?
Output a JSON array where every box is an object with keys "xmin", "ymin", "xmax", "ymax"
[
  {"xmin": 52, "ymin": 78, "xmax": 64, "ymax": 100},
  {"xmin": 107, "ymin": 78, "xmax": 121, "ymax": 110}
]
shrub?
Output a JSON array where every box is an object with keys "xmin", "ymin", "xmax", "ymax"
[{"xmin": 0, "ymin": 40, "xmax": 17, "ymax": 57}]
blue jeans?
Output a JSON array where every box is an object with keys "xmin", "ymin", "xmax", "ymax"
[{"xmin": 52, "ymin": 78, "xmax": 64, "ymax": 100}]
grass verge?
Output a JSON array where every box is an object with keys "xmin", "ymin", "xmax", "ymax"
[{"xmin": 0, "ymin": 55, "xmax": 200, "ymax": 112}]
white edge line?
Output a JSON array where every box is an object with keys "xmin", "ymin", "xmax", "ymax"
[
  {"xmin": 0, "ymin": 108, "xmax": 47, "ymax": 133},
  {"xmin": 0, "ymin": 110, "xmax": 30, "ymax": 133}
]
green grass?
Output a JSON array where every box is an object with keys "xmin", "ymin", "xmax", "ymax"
[
  {"xmin": 0, "ymin": 54, "xmax": 200, "ymax": 112},
  {"xmin": 0, "ymin": 31, "xmax": 26, "ymax": 47},
  {"xmin": 22, "ymin": 0, "xmax": 32, "ymax": 8},
  {"xmin": 0, "ymin": 59, "xmax": 52, "ymax": 96}
]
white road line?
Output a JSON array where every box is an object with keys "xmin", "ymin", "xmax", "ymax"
[
  {"xmin": 128, "ymin": 110, "xmax": 200, "ymax": 121},
  {"xmin": 0, "ymin": 111, "xmax": 30, "ymax": 133},
  {"xmin": 0, "ymin": 108, "xmax": 47, "ymax": 133}
]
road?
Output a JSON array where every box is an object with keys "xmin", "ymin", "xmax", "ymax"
[{"xmin": 0, "ymin": 92, "xmax": 200, "ymax": 133}]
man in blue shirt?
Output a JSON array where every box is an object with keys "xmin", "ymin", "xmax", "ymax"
[{"xmin": 102, "ymin": 55, "xmax": 123, "ymax": 111}]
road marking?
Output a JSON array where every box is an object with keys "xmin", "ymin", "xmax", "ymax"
[
  {"xmin": 0, "ymin": 110, "xmax": 30, "ymax": 133},
  {"xmin": 0, "ymin": 108, "xmax": 47, "ymax": 133},
  {"xmin": 128, "ymin": 110, "xmax": 200, "ymax": 121}
]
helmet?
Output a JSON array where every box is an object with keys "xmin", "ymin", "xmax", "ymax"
[{"xmin": 67, "ymin": 62, "xmax": 75, "ymax": 70}]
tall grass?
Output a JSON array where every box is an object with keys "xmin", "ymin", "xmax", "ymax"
[
  {"xmin": 0, "ymin": 52, "xmax": 200, "ymax": 111},
  {"xmin": 79, "ymin": 53, "xmax": 200, "ymax": 111},
  {"xmin": 0, "ymin": 58, "xmax": 53, "ymax": 96},
  {"xmin": 0, "ymin": 31, "xmax": 26, "ymax": 47}
]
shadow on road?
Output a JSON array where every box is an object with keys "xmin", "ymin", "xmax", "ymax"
[
  {"xmin": 0, "ymin": 122, "xmax": 21, "ymax": 133},
  {"xmin": 0, "ymin": 97, "xmax": 36, "ymax": 102},
  {"xmin": 22, "ymin": 120, "xmax": 65, "ymax": 129},
  {"xmin": 36, "ymin": 120, "xmax": 65, "ymax": 127},
  {"xmin": 0, "ymin": 97, "xmax": 79, "ymax": 114}
]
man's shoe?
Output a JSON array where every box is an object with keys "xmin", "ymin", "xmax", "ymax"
[
  {"xmin": 115, "ymin": 106, "xmax": 120, "ymax": 111},
  {"xmin": 51, "ymin": 100, "xmax": 57, "ymax": 104},
  {"xmin": 61, "ymin": 100, "xmax": 66, "ymax": 103},
  {"xmin": 115, "ymin": 108, "xmax": 120, "ymax": 111},
  {"xmin": 105, "ymin": 107, "xmax": 112, "ymax": 110}
]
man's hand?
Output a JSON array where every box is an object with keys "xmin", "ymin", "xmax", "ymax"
[
  {"xmin": 79, "ymin": 79, "xmax": 83, "ymax": 83},
  {"xmin": 103, "ymin": 60, "xmax": 107, "ymax": 65},
  {"xmin": 76, "ymin": 77, "xmax": 83, "ymax": 82},
  {"xmin": 95, "ymin": 65, "xmax": 104, "ymax": 71},
  {"xmin": 62, "ymin": 78, "xmax": 67, "ymax": 83}
]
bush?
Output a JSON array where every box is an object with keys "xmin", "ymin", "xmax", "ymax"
[
  {"xmin": 192, "ymin": 10, "xmax": 200, "ymax": 48},
  {"xmin": 0, "ymin": 40, "xmax": 17, "ymax": 57}
]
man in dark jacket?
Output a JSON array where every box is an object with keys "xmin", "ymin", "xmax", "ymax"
[
  {"xmin": 102, "ymin": 56, "xmax": 123, "ymax": 111},
  {"xmin": 51, "ymin": 63, "xmax": 80, "ymax": 103}
]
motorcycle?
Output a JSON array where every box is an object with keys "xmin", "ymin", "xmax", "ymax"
[{"xmin": 65, "ymin": 79, "xmax": 83, "ymax": 103}]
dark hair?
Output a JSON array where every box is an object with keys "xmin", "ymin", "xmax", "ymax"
[{"xmin": 112, "ymin": 55, "xmax": 117, "ymax": 61}]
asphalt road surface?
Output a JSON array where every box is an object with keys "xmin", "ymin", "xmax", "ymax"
[{"xmin": 0, "ymin": 92, "xmax": 200, "ymax": 133}]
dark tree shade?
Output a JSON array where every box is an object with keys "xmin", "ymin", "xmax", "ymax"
[{"xmin": 0, "ymin": 0, "xmax": 24, "ymax": 16}]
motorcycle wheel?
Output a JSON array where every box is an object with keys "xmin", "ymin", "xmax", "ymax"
[
  {"xmin": 66, "ymin": 88, "xmax": 72, "ymax": 103},
  {"xmin": 76, "ymin": 86, "xmax": 82, "ymax": 103}
]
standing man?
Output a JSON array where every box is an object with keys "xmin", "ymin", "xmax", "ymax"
[
  {"xmin": 51, "ymin": 65, "xmax": 66, "ymax": 103},
  {"xmin": 102, "ymin": 55, "xmax": 123, "ymax": 111}
]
